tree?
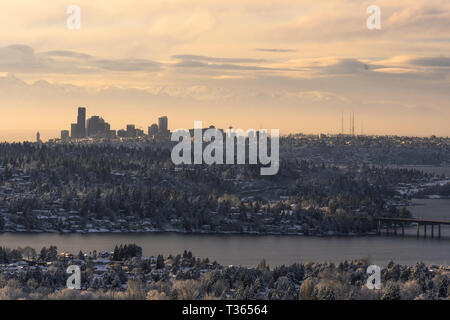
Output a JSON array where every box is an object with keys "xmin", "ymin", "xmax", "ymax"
[
  {"xmin": 0, "ymin": 215, "xmax": 4, "ymax": 231},
  {"xmin": 438, "ymin": 276, "xmax": 448, "ymax": 298},
  {"xmin": 46, "ymin": 246, "xmax": 58, "ymax": 261},
  {"xmin": 172, "ymin": 279, "xmax": 203, "ymax": 300},
  {"xmin": 22, "ymin": 247, "xmax": 37, "ymax": 261},
  {"xmin": 257, "ymin": 258, "xmax": 269, "ymax": 272},
  {"xmin": 156, "ymin": 254, "xmax": 165, "ymax": 270},
  {"xmin": 299, "ymin": 279, "xmax": 315, "ymax": 300},
  {"xmin": 381, "ymin": 283, "xmax": 401, "ymax": 300},
  {"xmin": 126, "ymin": 279, "xmax": 146, "ymax": 300}
]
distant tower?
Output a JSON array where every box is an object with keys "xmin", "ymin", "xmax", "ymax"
[
  {"xmin": 348, "ymin": 113, "xmax": 352, "ymax": 135},
  {"xmin": 61, "ymin": 130, "xmax": 69, "ymax": 141},
  {"xmin": 158, "ymin": 116, "xmax": 168, "ymax": 133},
  {"xmin": 351, "ymin": 113, "xmax": 355, "ymax": 136},
  {"xmin": 148, "ymin": 123, "xmax": 158, "ymax": 137},
  {"xmin": 77, "ymin": 107, "xmax": 86, "ymax": 138},
  {"xmin": 126, "ymin": 124, "xmax": 136, "ymax": 137},
  {"xmin": 341, "ymin": 112, "xmax": 344, "ymax": 134},
  {"xmin": 36, "ymin": 131, "xmax": 41, "ymax": 143}
]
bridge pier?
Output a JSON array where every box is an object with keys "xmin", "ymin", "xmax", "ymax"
[{"xmin": 375, "ymin": 218, "xmax": 449, "ymax": 239}]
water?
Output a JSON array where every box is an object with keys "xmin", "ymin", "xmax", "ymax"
[
  {"xmin": 0, "ymin": 232, "xmax": 449, "ymax": 267},
  {"xmin": 1, "ymin": 169, "xmax": 449, "ymax": 268}
]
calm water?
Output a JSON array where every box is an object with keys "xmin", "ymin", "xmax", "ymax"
[
  {"xmin": 0, "ymin": 200, "xmax": 449, "ymax": 268},
  {"xmin": 0, "ymin": 232, "xmax": 449, "ymax": 267},
  {"xmin": 1, "ymin": 168, "xmax": 449, "ymax": 268}
]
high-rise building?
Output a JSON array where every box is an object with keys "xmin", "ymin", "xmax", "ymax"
[
  {"xmin": 71, "ymin": 123, "xmax": 78, "ymax": 138},
  {"xmin": 87, "ymin": 116, "xmax": 110, "ymax": 137},
  {"xmin": 158, "ymin": 116, "xmax": 168, "ymax": 134},
  {"xmin": 36, "ymin": 131, "xmax": 41, "ymax": 143},
  {"xmin": 126, "ymin": 124, "xmax": 136, "ymax": 137},
  {"xmin": 148, "ymin": 123, "xmax": 158, "ymax": 137},
  {"xmin": 61, "ymin": 130, "xmax": 69, "ymax": 141},
  {"xmin": 77, "ymin": 107, "xmax": 86, "ymax": 138},
  {"xmin": 135, "ymin": 128, "xmax": 144, "ymax": 137},
  {"xmin": 70, "ymin": 107, "xmax": 87, "ymax": 139}
]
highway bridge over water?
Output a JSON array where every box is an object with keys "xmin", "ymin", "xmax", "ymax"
[{"xmin": 375, "ymin": 217, "xmax": 450, "ymax": 238}]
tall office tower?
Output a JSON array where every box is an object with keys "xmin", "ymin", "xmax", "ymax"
[
  {"xmin": 87, "ymin": 116, "xmax": 109, "ymax": 136},
  {"xmin": 158, "ymin": 116, "xmax": 168, "ymax": 133},
  {"xmin": 71, "ymin": 123, "xmax": 78, "ymax": 138},
  {"xmin": 126, "ymin": 124, "xmax": 136, "ymax": 137},
  {"xmin": 77, "ymin": 107, "xmax": 86, "ymax": 138},
  {"xmin": 36, "ymin": 131, "xmax": 41, "ymax": 143},
  {"xmin": 61, "ymin": 130, "xmax": 69, "ymax": 141},
  {"xmin": 148, "ymin": 123, "xmax": 158, "ymax": 136}
]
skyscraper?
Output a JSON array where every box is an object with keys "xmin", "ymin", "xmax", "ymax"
[
  {"xmin": 126, "ymin": 124, "xmax": 136, "ymax": 137},
  {"xmin": 158, "ymin": 116, "xmax": 168, "ymax": 134},
  {"xmin": 87, "ymin": 116, "xmax": 109, "ymax": 137},
  {"xmin": 71, "ymin": 123, "xmax": 78, "ymax": 139},
  {"xmin": 61, "ymin": 130, "xmax": 69, "ymax": 141},
  {"xmin": 77, "ymin": 107, "xmax": 86, "ymax": 138},
  {"xmin": 148, "ymin": 123, "xmax": 158, "ymax": 137}
]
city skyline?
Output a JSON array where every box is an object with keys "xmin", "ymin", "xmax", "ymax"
[
  {"xmin": 1, "ymin": 0, "xmax": 450, "ymax": 141},
  {"xmin": 1, "ymin": 106, "xmax": 450, "ymax": 143},
  {"xmin": 61, "ymin": 107, "xmax": 171, "ymax": 141}
]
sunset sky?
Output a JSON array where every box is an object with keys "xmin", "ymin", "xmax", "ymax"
[{"xmin": 1, "ymin": 0, "xmax": 450, "ymax": 141}]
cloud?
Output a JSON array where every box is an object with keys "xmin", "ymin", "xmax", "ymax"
[
  {"xmin": 255, "ymin": 48, "xmax": 297, "ymax": 52},
  {"xmin": 0, "ymin": 45, "xmax": 162, "ymax": 74},
  {"xmin": 171, "ymin": 54, "xmax": 293, "ymax": 72},
  {"xmin": 172, "ymin": 55, "xmax": 267, "ymax": 63},
  {"xmin": 94, "ymin": 59, "xmax": 161, "ymax": 72},
  {"xmin": 409, "ymin": 57, "xmax": 450, "ymax": 67},
  {"xmin": 173, "ymin": 60, "xmax": 276, "ymax": 71},
  {"xmin": 41, "ymin": 50, "xmax": 94, "ymax": 60}
]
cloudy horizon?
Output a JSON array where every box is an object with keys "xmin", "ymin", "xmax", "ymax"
[{"xmin": 1, "ymin": 0, "xmax": 450, "ymax": 141}]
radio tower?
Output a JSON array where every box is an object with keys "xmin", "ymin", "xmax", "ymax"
[
  {"xmin": 349, "ymin": 113, "xmax": 352, "ymax": 135},
  {"xmin": 351, "ymin": 112, "xmax": 355, "ymax": 136}
]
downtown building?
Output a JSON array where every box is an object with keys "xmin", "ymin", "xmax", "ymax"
[{"xmin": 71, "ymin": 107, "xmax": 87, "ymax": 139}]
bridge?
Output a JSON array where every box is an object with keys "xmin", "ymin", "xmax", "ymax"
[{"xmin": 375, "ymin": 217, "xmax": 450, "ymax": 238}]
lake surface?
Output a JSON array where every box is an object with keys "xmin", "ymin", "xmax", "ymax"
[
  {"xmin": 0, "ymin": 199, "xmax": 449, "ymax": 268},
  {"xmin": 1, "ymin": 167, "xmax": 449, "ymax": 268},
  {"xmin": 1, "ymin": 232, "xmax": 449, "ymax": 267}
]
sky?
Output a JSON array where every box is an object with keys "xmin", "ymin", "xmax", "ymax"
[{"xmin": 1, "ymin": 0, "xmax": 450, "ymax": 141}]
